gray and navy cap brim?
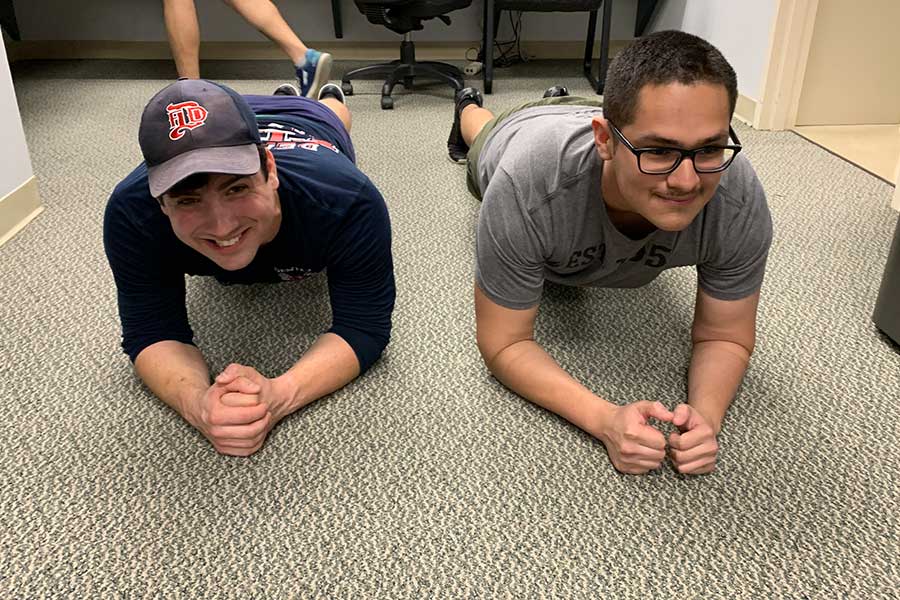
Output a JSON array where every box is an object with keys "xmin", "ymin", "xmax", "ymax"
[{"xmin": 146, "ymin": 144, "xmax": 260, "ymax": 198}]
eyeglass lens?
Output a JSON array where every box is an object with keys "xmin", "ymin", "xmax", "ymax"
[{"xmin": 640, "ymin": 147, "xmax": 736, "ymax": 173}]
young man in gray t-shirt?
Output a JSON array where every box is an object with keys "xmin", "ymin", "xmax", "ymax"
[{"xmin": 446, "ymin": 31, "xmax": 772, "ymax": 476}]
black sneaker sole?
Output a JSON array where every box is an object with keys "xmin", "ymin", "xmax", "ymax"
[
  {"xmin": 447, "ymin": 87, "xmax": 483, "ymax": 163},
  {"xmin": 447, "ymin": 117, "xmax": 468, "ymax": 163}
]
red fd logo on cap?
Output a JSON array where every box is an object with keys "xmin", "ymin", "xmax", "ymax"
[{"xmin": 166, "ymin": 101, "xmax": 209, "ymax": 140}]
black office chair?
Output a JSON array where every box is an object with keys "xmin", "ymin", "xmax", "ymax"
[
  {"xmin": 482, "ymin": 0, "xmax": 611, "ymax": 94},
  {"xmin": 342, "ymin": 0, "xmax": 473, "ymax": 109}
]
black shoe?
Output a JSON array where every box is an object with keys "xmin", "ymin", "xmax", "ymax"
[
  {"xmin": 273, "ymin": 83, "xmax": 300, "ymax": 96},
  {"xmin": 448, "ymin": 87, "xmax": 483, "ymax": 163},
  {"xmin": 542, "ymin": 85, "xmax": 569, "ymax": 98},
  {"xmin": 317, "ymin": 82, "xmax": 346, "ymax": 104}
]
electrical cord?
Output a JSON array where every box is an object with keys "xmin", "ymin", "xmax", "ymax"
[
  {"xmin": 492, "ymin": 11, "xmax": 528, "ymax": 68},
  {"xmin": 467, "ymin": 11, "xmax": 528, "ymax": 76}
]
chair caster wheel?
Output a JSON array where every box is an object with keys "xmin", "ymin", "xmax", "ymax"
[
  {"xmin": 380, "ymin": 96, "xmax": 394, "ymax": 110},
  {"xmin": 341, "ymin": 81, "xmax": 354, "ymax": 96}
]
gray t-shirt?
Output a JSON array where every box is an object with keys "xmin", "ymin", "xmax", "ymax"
[{"xmin": 474, "ymin": 104, "xmax": 773, "ymax": 310}]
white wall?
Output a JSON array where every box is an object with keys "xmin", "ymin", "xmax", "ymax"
[
  {"xmin": 0, "ymin": 40, "xmax": 34, "ymax": 200},
  {"xmin": 649, "ymin": 0, "xmax": 777, "ymax": 101},
  {"xmin": 11, "ymin": 0, "xmax": 639, "ymax": 43}
]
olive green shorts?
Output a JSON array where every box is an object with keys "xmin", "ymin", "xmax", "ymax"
[{"xmin": 465, "ymin": 96, "xmax": 604, "ymax": 200}]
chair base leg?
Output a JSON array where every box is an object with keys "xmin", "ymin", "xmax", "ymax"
[{"xmin": 342, "ymin": 40, "xmax": 465, "ymax": 109}]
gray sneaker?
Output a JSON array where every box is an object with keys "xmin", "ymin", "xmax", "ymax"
[{"xmin": 542, "ymin": 85, "xmax": 570, "ymax": 98}]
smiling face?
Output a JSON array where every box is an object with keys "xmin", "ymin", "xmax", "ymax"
[
  {"xmin": 593, "ymin": 81, "xmax": 733, "ymax": 235},
  {"xmin": 159, "ymin": 148, "xmax": 281, "ymax": 271}
]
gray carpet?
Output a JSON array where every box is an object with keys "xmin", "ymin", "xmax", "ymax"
[{"xmin": 2, "ymin": 59, "xmax": 899, "ymax": 599}]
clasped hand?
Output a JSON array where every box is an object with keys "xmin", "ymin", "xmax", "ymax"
[
  {"xmin": 598, "ymin": 401, "xmax": 719, "ymax": 475},
  {"xmin": 189, "ymin": 363, "xmax": 283, "ymax": 457}
]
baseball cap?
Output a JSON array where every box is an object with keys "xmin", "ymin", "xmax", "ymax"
[{"xmin": 139, "ymin": 79, "xmax": 262, "ymax": 197}]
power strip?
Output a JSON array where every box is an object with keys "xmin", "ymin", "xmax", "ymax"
[{"xmin": 464, "ymin": 61, "xmax": 483, "ymax": 76}]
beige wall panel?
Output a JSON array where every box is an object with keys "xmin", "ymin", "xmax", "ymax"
[{"xmin": 796, "ymin": 0, "xmax": 900, "ymax": 126}]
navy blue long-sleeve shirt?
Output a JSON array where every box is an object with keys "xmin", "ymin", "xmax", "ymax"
[{"xmin": 103, "ymin": 104, "xmax": 395, "ymax": 373}]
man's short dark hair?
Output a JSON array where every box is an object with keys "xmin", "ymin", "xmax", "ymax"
[
  {"xmin": 160, "ymin": 144, "xmax": 269, "ymax": 202},
  {"xmin": 603, "ymin": 30, "xmax": 738, "ymax": 128}
]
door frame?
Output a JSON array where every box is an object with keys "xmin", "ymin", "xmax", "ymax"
[
  {"xmin": 753, "ymin": 0, "xmax": 820, "ymax": 131},
  {"xmin": 893, "ymin": 152, "xmax": 900, "ymax": 210},
  {"xmin": 756, "ymin": 0, "xmax": 899, "ymax": 210}
]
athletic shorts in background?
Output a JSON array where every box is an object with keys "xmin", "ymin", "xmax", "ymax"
[{"xmin": 465, "ymin": 95, "xmax": 603, "ymax": 200}]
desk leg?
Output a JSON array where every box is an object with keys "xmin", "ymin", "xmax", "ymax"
[
  {"xmin": 332, "ymin": 0, "xmax": 343, "ymax": 39},
  {"xmin": 597, "ymin": 0, "xmax": 612, "ymax": 94},
  {"xmin": 635, "ymin": 0, "xmax": 660, "ymax": 37},
  {"xmin": 584, "ymin": 10, "xmax": 598, "ymax": 75},
  {"xmin": 483, "ymin": 0, "xmax": 494, "ymax": 94},
  {"xmin": 0, "ymin": 0, "xmax": 20, "ymax": 41}
]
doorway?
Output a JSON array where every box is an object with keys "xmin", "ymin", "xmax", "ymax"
[{"xmin": 789, "ymin": 0, "xmax": 900, "ymax": 183}]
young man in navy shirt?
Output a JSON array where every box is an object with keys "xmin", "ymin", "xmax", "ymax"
[{"xmin": 104, "ymin": 80, "xmax": 395, "ymax": 456}]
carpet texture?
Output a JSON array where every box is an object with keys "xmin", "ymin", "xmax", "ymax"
[{"xmin": 2, "ymin": 59, "xmax": 899, "ymax": 599}]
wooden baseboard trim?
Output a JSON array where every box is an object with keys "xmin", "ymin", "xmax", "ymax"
[
  {"xmin": 892, "ymin": 170, "xmax": 899, "ymax": 211},
  {"xmin": 6, "ymin": 39, "xmax": 629, "ymax": 63},
  {"xmin": 0, "ymin": 176, "xmax": 43, "ymax": 247},
  {"xmin": 734, "ymin": 93, "xmax": 760, "ymax": 128}
]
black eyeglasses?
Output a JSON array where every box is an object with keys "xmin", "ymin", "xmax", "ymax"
[{"xmin": 607, "ymin": 121, "xmax": 742, "ymax": 175}]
